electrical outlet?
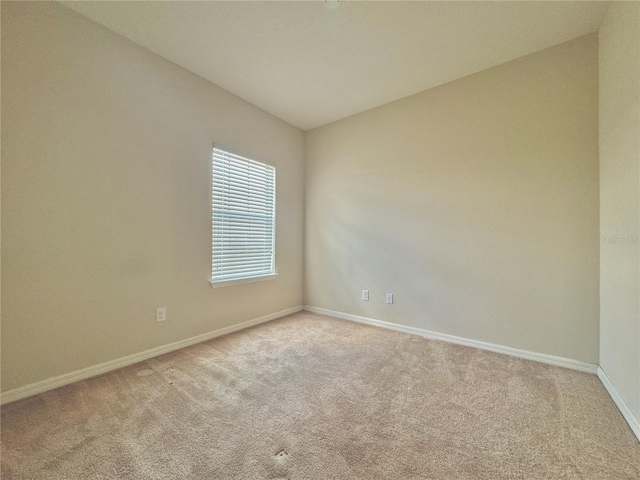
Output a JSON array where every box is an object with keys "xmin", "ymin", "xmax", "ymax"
[
  {"xmin": 156, "ymin": 307, "xmax": 167, "ymax": 322},
  {"xmin": 362, "ymin": 289, "xmax": 369, "ymax": 301},
  {"xmin": 386, "ymin": 293, "xmax": 393, "ymax": 304}
]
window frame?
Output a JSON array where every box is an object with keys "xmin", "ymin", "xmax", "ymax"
[{"xmin": 210, "ymin": 144, "xmax": 277, "ymax": 288}]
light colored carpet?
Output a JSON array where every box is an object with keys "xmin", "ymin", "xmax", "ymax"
[{"xmin": 1, "ymin": 311, "xmax": 639, "ymax": 479}]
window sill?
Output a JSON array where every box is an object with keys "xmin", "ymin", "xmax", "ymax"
[{"xmin": 209, "ymin": 273, "xmax": 278, "ymax": 289}]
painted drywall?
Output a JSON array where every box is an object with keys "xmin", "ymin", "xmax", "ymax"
[
  {"xmin": 1, "ymin": 2, "xmax": 304, "ymax": 393},
  {"xmin": 305, "ymin": 35, "xmax": 599, "ymax": 364},
  {"xmin": 599, "ymin": 1, "xmax": 640, "ymax": 421}
]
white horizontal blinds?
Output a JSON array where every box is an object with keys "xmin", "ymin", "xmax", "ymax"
[{"xmin": 212, "ymin": 147, "xmax": 276, "ymax": 282}]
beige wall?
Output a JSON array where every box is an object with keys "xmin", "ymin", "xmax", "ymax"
[
  {"xmin": 305, "ymin": 35, "xmax": 600, "ymax": 364},
  {"xmin": 599, "ymin": 1, "xmax": 640, "ymax": 420},
  {"xmin": 1, "ymin": 2, "xmax": 304, "ymax": 392}
]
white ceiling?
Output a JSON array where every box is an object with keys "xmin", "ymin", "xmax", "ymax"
[{"xmin": 61, "ymin": 1, "xmax": 609, "ymax": 131}]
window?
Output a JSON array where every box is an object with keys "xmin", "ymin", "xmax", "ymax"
[{"xmin": 211, "ymin": 146, "xmax": 276, "ymax": 284}]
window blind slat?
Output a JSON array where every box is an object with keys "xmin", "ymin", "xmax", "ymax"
[
  {"xmin": 211, "ymin": 225, "xmax": 273, "ymax": 232},
  {"xmin": 214, "ymin": 253, "xmax": 272, "ymax": 261},
  {"xmin": 212, "ymin": 185, "xmax": 273, "ymax": 194},
  {"xmin": 213, "ymin": 210, "xmax": 272, "ymax": 220},
  {"xmin": 214, "ymin": 261, "xmax": 273, "ymax": 271},
  {"xmin": 212, "ymin": 191, "xmax": 274, "ymax": 205},
  {"xmin": 212, "ymin": 171, "xmax": 274, "ymax": 184},
  {"xmin": 211, "ymin": 247, "xmax": 273, "ymax": 255},
  {"xmin": 212, "ymin": 199, "xmax": 274, "ymax": 211},
  {"xmin": 213, "ymin": 264, "xmax": 273, "ymax": 275},
  {"xmin": 213, "ymin": 153, "xmax": 273, "ymax": 171},
  {"xmin": 213, "ymin": 238, "xmax": 272, "ymax": 243},
  {"xmin": 213, "ymin": 165, "xmax": 273, "ymax": 175},
  {"xmin": 214, "ymin": 260, "xmax": 273, "ymax": 270},
  {"xmin": 213, "ymin": 176, "xmax": 274, "ymax": 188}
]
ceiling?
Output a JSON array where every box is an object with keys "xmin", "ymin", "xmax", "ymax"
[{"xmin": 61, "ymin": 1, "xmax": 609, "ymax": 131}]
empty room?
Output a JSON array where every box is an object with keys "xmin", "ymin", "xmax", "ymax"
[{"xmin": 1, "ymin": 0, "xmax": 639, "ymax": 478}]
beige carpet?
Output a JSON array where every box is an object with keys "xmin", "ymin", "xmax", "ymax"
[{"xmin": 1, "ymin": 311, "xmax": 639, "ymax": 479}]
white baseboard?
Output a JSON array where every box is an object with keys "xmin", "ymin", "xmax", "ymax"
[
  {"xmin": 304, "ymin": 306, "xmax": 598, "ymax": 374},
  {"xmin": 0, "ymin": 305, "xmax": 303, "ymax": 405},
  {"xmin": 597, "ymin": 367, "xmax": 640, "ymax": 442}
]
